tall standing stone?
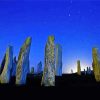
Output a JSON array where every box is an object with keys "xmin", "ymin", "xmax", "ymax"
[
  {"xmin": 37, "ymin": 61, "xmax": 42, "ymax": 74},
  {"xmin": 77, "ymin": 60, "xmax": 81, "ymax": 75},
  {"xmin": 16, "ymin": 37, "xmax": 32, "ymax": 85},
  {"xmin": 11, "ymin": 57, "xmax": 17, "ymax": 77},
  {"xmin": 41, "ymin": 36, "xmax": 55, "ymax": 86},
  {"xmin": 92, "ymin": 48, "xmax": 100, "ymax": 82},
  {"xmin": 0, "ymin": 46, "xmax": 13, "ymax": 83},
  {"xmin": 55, "ymin": 44, "xmax": 62, "ymax": 76}
]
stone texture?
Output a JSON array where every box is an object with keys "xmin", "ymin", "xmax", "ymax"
[
  {"xmin": 37, "ymin": 61, "xmax": 42, "ymax": 74},
  {"xmin": 77, "ymin": 60, "xmax": 81, "ymax": 75},
  {"xmin": 16, "ymin": 37, "xmax": 32, "ymax": 85},
  {"xmin": 0, "ymin": 46, "xmax": 13, "ymax": 83},
  {"xmin": 55, "ymin": 44, "xmax": 62, "ymax": 76},
  {"xmin": 0, "ymin": 54, "xmax": 6, "ymax": 75},
  {"xmin": 92, "ymin": 48, "xmax": 100, "ymax": 82},
  {"xmin": 11, "ymin": 57, "xmax": 17, "ymax": 76},
  {"xmin": 41, "ymin": 36, "xmax": 55, "ymax": 86}
]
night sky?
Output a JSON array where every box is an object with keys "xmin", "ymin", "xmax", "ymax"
[{"xmin": 0, "ymin": 0, "xmax": 100, "ymax": 73}]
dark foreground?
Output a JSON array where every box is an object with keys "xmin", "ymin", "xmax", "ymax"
[{"xmin": 0, "ymin": 74, "xmax": 100, "ymax": 99}]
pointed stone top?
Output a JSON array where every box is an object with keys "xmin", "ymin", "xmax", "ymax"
[
  {"xmin": 92, "ymin": 48, "xmax": 98, "ymax": 54},
  {"xmin": 8, "ymin": 45, "xmax": 13, "ymax": 48},
  {"xmin": 6, "ymin": 46, "xmax": 13, "ymax": 54},
  {"xmin": 48, "ymin": 36, "xmax": 55, "ymax": 42},
  {"xmin": 21, "ymin": 37, "xmax": 32, "ymax": 49},
  {"xmin": 25, "ymin": 37, "xmax": 32, "ymax": 45},
  {"xmin": 77, "ymin": 60, "xmax": 80, "ymax": 63}
]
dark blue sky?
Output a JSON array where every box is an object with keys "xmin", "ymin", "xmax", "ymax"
[{"xmin": 0, "ymin": 0, "xmax": 100, "ymax": 73}]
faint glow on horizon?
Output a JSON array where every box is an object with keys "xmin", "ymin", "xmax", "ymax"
[{"xmin": 63, "ymin": 60, "xmax": 92, "ymax": 74}]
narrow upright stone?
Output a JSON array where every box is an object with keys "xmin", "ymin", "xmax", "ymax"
[
  {"xmin": 30, "ymin": 67, "xmax": 34, "ymax": 74},
  {"xmin": 92, "ymin": 48, "xmax": 100, "ymax": 82},
  {"xmin": 55, "ymin": 44, "xmax": 62, "ymax": 76},
  {"xmin": 86, "ymin": 67, "xmax": 91, "ymax": 75},
  {"xmin": 84, "ymin": 69, "xmax": 86, "ymax": 75},
  {"xmin": 16, "ymin": 37, "xmax": 32, "ymax": 85},
  {"xmin": 71, "ymin": 69, "xmax": 73, "ymax": 74},
  {"xmin": 88, "ymin": 67, "xmax": 92, "ymax": 74},
  {"xmin": 37, "ymin": 61, "xmax": 42, "ymax": 74},
  {"xmin": 41, "ymin": 36, "xmax": 55, "ymax": 86},
  {"xmin": 77, "ymin": 60, "xmax": 81, "ymax": 75},
  {"xmin": 0, "ymin": 46, "xmax": 13, "ymax": 83},
  {"xmin": 86, "ymin": 67, "xmax": 89, "ymax": 74}
]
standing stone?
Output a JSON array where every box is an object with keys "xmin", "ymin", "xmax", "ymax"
[
  {"xmin": 0, "ymin": 46, "xmax": 13, "ymax": 83},
  {"xmin": 84, "ymin": 69, "xmax": 86, "ymax": 75},
  {"xmin": 11, "ymin": 57, "xmax": 17, "ymax": 77},
  {"xmin": 77, "ymin": 60, "xmax": 81, "ymax": 75},
  {"xmin": 88, "ymin": 67, "xmax": 91, "ymax": 74},
  {"xmin": 30, "ymin": 67, "xmax": 34, "ymax": 74},
  {"xmin": 41, "ymin": 36, "xmax": 55, "ymax": 86},
  {"xmin": 0, "ymin": 54, "xmax": 6, "ymax": 75},
  {"xmin": 71, "ymin": 69, "xmax": 73, "ymax": 74},
  {"xmin": 86, "ymin": 67, "xmax": 89, "ymax": 74},
  {"xmin": 86, "ymin": 67, "xmax": 91, "ymax": 75},
  {"xmin": 16, "ymin": 37, "xmax": 32, "ymax": 85},
  {"xmin": 37, "ymin": 61, "xmax": 42, "ymax": 74},
  {"xmin": 55, "ymin": 44, "xmax": 62, "ymax": 76},
  {"xmin": 92, "ymin": 48, "xmax": 100, "ymax": 82}
]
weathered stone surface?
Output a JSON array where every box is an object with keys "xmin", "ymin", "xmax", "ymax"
[
  {"xmin": 16, "ymin": 37, "xmax": 32, "ymax": 85},
  {"xmin": 55, "ymin": 44, "xmax": 62, "ymax": 76},
  {"xmin": 0, "ymin": 46, "xmax": 13, "ymax": 83},
  {"xmin": 41, "ymin": 36, "xmax": 55, "ymax": 86},
  {"xmin": 37, "ymin": 61, "xmax": 42, "ymax": 74},
  {"xmin": 92, "ymin": 48, "xmax": 100, "ymax": 82},
  {"xmin": 77, "ymin": 60, "xmax": 81, "ymax": 75},
  {"xmin": 0, "ymin": 54, "xmax": 6, "ymax": 75},
  {"xmin": 11, "ymin": 57, "xmax": 17, "ymax": 76}
]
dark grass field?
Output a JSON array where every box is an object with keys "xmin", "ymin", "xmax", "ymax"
[{"xmin": 0, "ymin": 74, "xmax": 100, "ymax": 99}]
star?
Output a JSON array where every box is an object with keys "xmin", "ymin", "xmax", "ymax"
[{"xmin": 69, "ymin": 13, "xmax": 71, "ymax": 17}]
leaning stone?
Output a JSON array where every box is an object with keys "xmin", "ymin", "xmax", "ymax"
[
  {"xmin": 16, "ymin": 37, "xmax": 32, "ymax": 85},
  {"xmin": 0, "ymin": 46, "xmax": 13, "ymax": 83},
  {"xmin": 0, "ymin": 54, "xmax": 6, "ymax": 75}
]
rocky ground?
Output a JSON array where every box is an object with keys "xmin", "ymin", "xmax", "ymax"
[{"xmin": 0, "ymin": 74, "xmax": 100, "ymax": 99}]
